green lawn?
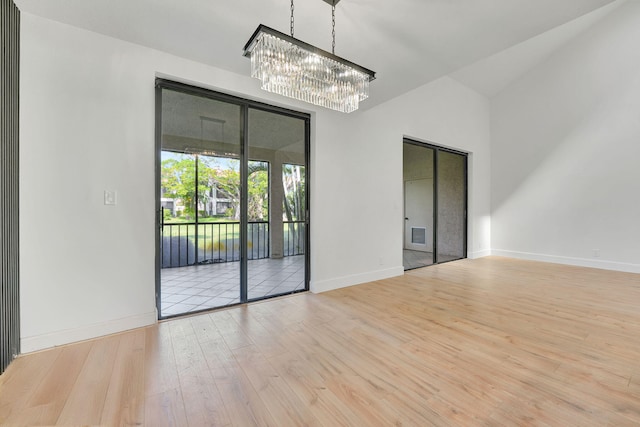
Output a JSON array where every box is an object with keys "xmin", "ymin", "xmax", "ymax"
[{"xmin": 162, "ymin": 222, "xmax": 240, "ymax": 247}]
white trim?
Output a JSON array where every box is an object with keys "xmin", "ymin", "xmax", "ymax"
[
  {"xmin": 491, "ymin": 249, "xmax": 640, "ymax": 274},
  {"xmin": 310, "ymin": 266, "xmax": 404, "ymax": 294},
  {"xmin": 20, "ymin": 310, "xmax": 157, "ymax": 354},
  {"xmin": 468, "ymin": 249, "xmax": 492, "ymax": 259}
]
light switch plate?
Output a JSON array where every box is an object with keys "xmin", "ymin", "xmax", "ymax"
[{"xmin": 104, "ymin": 190, "xmax": 117, "ymax": 205}]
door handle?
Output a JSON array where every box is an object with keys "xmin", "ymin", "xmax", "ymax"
[{"xmin": 404, "ymin": 217, "xmax": 409, "ymax": 220}]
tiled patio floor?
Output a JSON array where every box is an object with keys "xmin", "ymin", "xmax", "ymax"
[{"xmin": 160, "ymin": 255, "xmax": 305, "ymax": 317}]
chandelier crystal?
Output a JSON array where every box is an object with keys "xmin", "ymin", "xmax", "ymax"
[{"xmin": 243, "ymin": 3, "xmax": 375, "ymax": 113}]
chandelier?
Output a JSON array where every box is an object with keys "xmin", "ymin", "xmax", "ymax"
[{"xmin": 243, "ymin": 0, "xmax": 376, "ymax": 113}]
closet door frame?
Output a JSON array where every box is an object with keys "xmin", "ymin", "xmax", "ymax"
[{"xmin": 403, "ymin": 138, "xmax": 468, "ymax": 266}]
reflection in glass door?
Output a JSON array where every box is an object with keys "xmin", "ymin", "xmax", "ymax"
[
  {"xmin": 247, "ymin": 108, "xmax": 307, "ymax": 300},
  {"xmin": 403, "ymin": 144, "xmax": 435, "ymax": 269},
  {"xmin": 156, "ymin": 81, "xmax": 309, "ymax": 318},
  {"xmin": 402, "ymin": 139, "xmax": 467, "ymax": 270},
  {"xmin": 158, "ymin": 88, "xmax": 242, "ymax": 317},
  {"xmin": 436, "ymin": 151, "xmax": 467, "ymax": 263}
]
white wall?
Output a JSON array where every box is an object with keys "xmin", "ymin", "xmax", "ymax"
[
  {"xmin": 19, "ymin": 13, "xmax": 491, "ymax": 352},
  {"xmin": 312, "ymin": 77, "xmax": 492, "ymax": 292},
  {"xmin": 491, "ymin": 0, "xmax": 640, "ymax": 273},
  {"xmin": 19, "ymin": 13, "xmax": 315, "ymax": 352}
]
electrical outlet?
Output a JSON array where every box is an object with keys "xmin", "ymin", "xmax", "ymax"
[
  {"xmin": 104, "ymin": 190, "xmax": 117, "ymax": 205},
  {"xmin": 592, "ymin": 249, "xmax": 600, "ymax": 258}
]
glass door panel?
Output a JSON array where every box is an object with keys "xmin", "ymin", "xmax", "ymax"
[
  {"xmin": 247, "ymin": 159, "xmax": 270, "ymax": 260},
  {"xmin": 436, "ymin": 151, "xmax": 466, "ymax": 263},
  {"xmin": 159, "ymin": 87, "xmax": 242, "ymax": 317},
  {"xmin": 403, "ymin": 143, "xmax": 435, "ymax": 269},
  {"xmin": 283, "ymin": 163, "xmax": 306, "ymax": 257},
  {"xmin": 247, "ymin": 108, "xmax": 307, "ymax": 301}
]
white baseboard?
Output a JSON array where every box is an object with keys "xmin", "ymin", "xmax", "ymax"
[
  {"xmin": 21, "ymin": 310, "xmax": 158, "ymax": 354},
  {"xmin": 311, "ymin": 266, "xmax": 404, "ymax": 294},
  {"xmin": 491, "ymin": 249, "xmax": 640, "ymax": 274},
  {"xmin": 468, "ymin": 249, "xmax": 492, "ymax": 259}
]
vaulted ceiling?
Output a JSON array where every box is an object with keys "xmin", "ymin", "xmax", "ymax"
[{"xmin": 15, "ymin": 0, "xmax": 620, "ymax": 109}]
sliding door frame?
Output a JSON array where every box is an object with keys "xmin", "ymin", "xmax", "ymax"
[
  {"xmin": 403, "ymin": 138, "xmax": 468, "ymax": 267},
  {"xmin": 155, "ymin": 79, "xmax": 311, "ymax": 318}
]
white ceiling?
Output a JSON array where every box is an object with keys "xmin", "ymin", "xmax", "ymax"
[{"xmin": 15, "ymin": 0, "xmax": 619, "ymax": 109}]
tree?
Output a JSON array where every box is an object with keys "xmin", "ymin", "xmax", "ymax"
[
  {"xmin": 248, "ymin": 161, "xmax": 269, "ymax": 221},
  {"xmin": 162, "ymin": 152, "xmax": 269, "ymax": 222},
  {"xmin": 161, "ymin": 155, "xmax": 198, "ymax": 218},
  {"xmin": 204, "ymin": 157, "xmax": 241, "ymax": 220},
  {"xmin": 282, "ymin": 164, "xmax": 306, "ymax": 253}
]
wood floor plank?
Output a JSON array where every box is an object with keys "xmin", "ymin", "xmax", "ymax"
[
  {"xmin": 169, "ymin": 316, "xmax": 231, "ymax": 426},
  {"xmin": 0, "ymin": 348, "xmax": 63, "ymax": 423},
  {"xmin": 231, "ymin": 344, "xmax": 320, "ymax": 426},
  {"xmin": 187, "ymin": 308, "xmax": 277, "ymax": 427},
  {"xmin": 144, "ymin": 322, "xmax": 180, "ymax": 397},
  {"xmin": 225, "ymin": 305, "xmax": 289, "ymax": 359},
  {"xmin": 267, "ymin": 350, "xmax": 364, "ymax": 427},
  {"xmin": 209, "ymin": 309, "xmax": 255, "ymax": 351},
  {"xmin": 56, "ymin": 335, "xmax": 120, "ymax": 425},
  {"xmin": 100, "ymin": 328, "xmax": 146, "ymax": 426},
  {"xmin": 10, "ymin": 340, "xmax": 93, "ymax": 426},
  {"xmin": 1, "ymin": 256, "xmax": 639, "ymax": 426},
  {"xmin": 195, "ymin": 330, "xmax": 280, "ymax": 427},
  {"xmin": 145, "ymin": 388, "xmax": 189, "ymax": 427}
]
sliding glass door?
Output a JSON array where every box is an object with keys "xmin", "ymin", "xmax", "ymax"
[
  {"xmin": 402, "ymin": 139, "xmax": 467, "ymax": 270},
  {"xmin": 403, "ymin": 144, "xmax": 435, "ymax": 268},
  {"xmin": 156, "ymin": 81, "xmax": 309, "ymax": 318}
]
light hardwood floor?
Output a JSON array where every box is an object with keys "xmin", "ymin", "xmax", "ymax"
[{"xmin": 1, "ymin": 257, "xmax": 640, "ymax": 426}]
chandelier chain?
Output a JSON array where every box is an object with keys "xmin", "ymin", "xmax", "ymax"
[
  {"xmin": 332, "ymin": 4, "xmax": 336, "ymax": 54},
  {"xmin": 290, "ymin": 0, "xmax": 295, "ymax": 37}
]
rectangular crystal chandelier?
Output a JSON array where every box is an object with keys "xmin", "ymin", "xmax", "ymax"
[{"xmin": 243, "ymin": 25, "xmax": 376, "ymax": 113}]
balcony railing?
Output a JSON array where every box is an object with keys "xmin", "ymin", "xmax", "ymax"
[
  {"xmin": 284, "ymin": 221, "xmax": 305, "ymax": 257},
  {"xmin": 161, "ymin": 221, "xmax": 304, "ymax": 268}
]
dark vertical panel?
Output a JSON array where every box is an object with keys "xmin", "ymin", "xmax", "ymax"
[
  {"xmin": 246, "ymin": 108, "xmax": 306, "ymax": 301},
  {"xmin": 0, "ymin": 0, "xmax": 21, "ymax": 374},
  {"xmin": 304, "ymin": 117, "xmax": 310, "ymax": 291},
  {"xmin": 433, "ymin": 149, "xmax": 439, "ymax": 264},
  {"xmin": 240, "ymin": 105, "xmax": 248, "ymax": 302},
  {"xmin": 154, "ymin": 83, "xmax": 162, "ymax": 317}
]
